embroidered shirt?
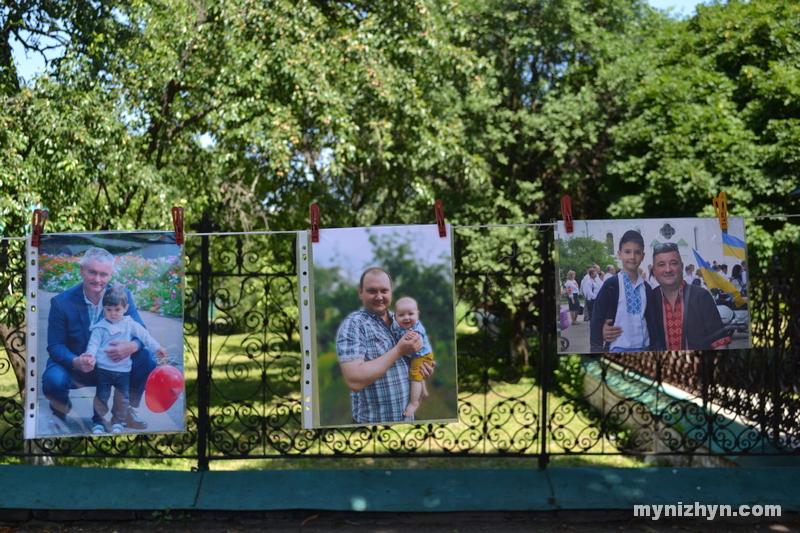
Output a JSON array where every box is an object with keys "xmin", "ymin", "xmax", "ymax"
[
  {"xmin": 610, "ymin": 272, "xmax": 650, "ymax": 351},
  {"xmin": 661, "ymin": 281, "xmax": 685, "ymax": 350}
]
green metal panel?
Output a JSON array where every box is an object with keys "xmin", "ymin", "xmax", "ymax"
[{"xmin": 1, "ymin": 465, "xmax": 798, "ymax": 512}]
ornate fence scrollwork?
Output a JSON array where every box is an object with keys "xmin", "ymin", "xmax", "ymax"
[{"xmin": 0, "ymin": 225, "xmax": 797, "ymax": 467}]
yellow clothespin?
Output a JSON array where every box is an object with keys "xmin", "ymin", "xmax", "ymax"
[{"xmin": 712, "ymin": 192, "xmax": 728, "ymax": 232}]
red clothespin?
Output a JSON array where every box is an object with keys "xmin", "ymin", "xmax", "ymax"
[
  {"xmin": 31, "ymin": 209, "xmax": 49, "ymax": 248},
  {"xmin": 310, "ymin": 203, "xmax": 320, "ymax": 243},
  {"xmin": 171, "ymin": 206, "xmax": 185, "ymax": 245},
  {"xmin": 560, "ymin": 195, "xmax": 573, "ymax": 234},
  {"xmin": 712, "ymin": 192, "xmax": 728, "ymax": 233},
  {"xmin": 434, "ymin": 199, "xmax": 446, "ymax": 238}
]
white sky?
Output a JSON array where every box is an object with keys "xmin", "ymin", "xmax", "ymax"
[
  {"xmin": 311, "ymin": 225, "xmax": 451, "ymax": 285},
  {"xmin": 648, "ymin": 0, "xmax": 707, "ymax": 17}
]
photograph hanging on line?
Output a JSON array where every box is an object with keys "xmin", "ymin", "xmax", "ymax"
[
  {"xmin": 555, "ymin": 217, "xmax": 751, "ymax": 354},
  {"xmin": 302, "ymin": 224, "xmax": 458, "ymax": 428},
  {"xmin": 27, "ymin": 232, "xmax": 185, "ymax": 438}
]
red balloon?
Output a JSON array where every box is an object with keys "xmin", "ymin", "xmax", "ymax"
[{"xmin": 145, "ymin": 365, "xmax": 185, "ymax": 413}]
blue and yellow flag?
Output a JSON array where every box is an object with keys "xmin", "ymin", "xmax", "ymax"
[
  {"xmin": 691, "ymin": 248, "xmax": 746, "ymax": 307},
  {"xmin": 722, "ymin": 233, "xmax": 746, "ymax": 261}
]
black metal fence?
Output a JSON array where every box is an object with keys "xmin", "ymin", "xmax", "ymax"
[{"xmin": 0, "ymin": 220, "xmax": 798, "ymax": 470}]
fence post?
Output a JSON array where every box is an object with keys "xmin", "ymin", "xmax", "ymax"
[
  {"xmin": 538, "ymin": 228, "xmax": 552, "ymax": 469},
  {"xmin": 770, "ymin": 252, "xmax": 783, "ymax": 450},
  {"xmin": 192, "ymin": 212, "xmax": 215, "ymax": 471}
]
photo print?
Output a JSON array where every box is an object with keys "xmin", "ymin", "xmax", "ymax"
[
  {"xmin": 555, "ymin": 217, "xmax": 751, "ymax": 354},
  {"xmin": 26, "ymin": 232, "xmax": 185, "ymax": 438},
  {"xmin": 300, "ymin": 224, "xmax": 458, "ymax": 428}
]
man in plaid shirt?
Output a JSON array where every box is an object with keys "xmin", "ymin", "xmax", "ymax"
[{"xmin": 336, "ymin": 267, "xmax": 434, "ymax": 424}]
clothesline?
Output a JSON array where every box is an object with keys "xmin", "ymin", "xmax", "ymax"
[{"xmin": 1, "ymin": 213, "xmax": 799, "ymax": 240}]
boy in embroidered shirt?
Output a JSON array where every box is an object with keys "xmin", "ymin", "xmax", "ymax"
[
  {"xmin": 81, "ymin": 287, "xmax": 167, "ymax": 433},
  {"xmin": 391, "ymin": 297, "xmax": 434, "ymax": 418},
  {"xmin": 590, "ymin": 230, "xmax": 660, "ymax": 352}
]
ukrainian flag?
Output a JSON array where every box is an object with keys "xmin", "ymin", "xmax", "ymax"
[
  {"xmin": 722, "ymin": 233, "xmax": 746, "ymax": 260},
  {"xmin": 692, "ymin": 248, "xmax": 746, "ymax": 307}
]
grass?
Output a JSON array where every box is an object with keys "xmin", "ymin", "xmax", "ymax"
[{"xmin": 0, "ymin": 329, "xmax": 648, "ymax": 470}]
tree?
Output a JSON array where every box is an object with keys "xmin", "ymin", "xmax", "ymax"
[
  {"xmin": 452, "ymin": 0, "xmax": 654, "ymax": 224},
  {"xmin": 3, "ymin": 0, "xmax": 491, "ymax": 232},
  {"xmin": 439, "ymin": 0, "xmax": 657, "ymax": 367},
  {"xmin": 0, "ymin": 0, "xmax": 489, "ymax": 396},
  {"xmin": 598, "ymin": 0, "xmax": 800, "ymax": 263},
  {"xmin": 557, "ymin": 236, "xmax": 618, "ymax": 287},
  {"xmin": 2, "ymin": 1, "xmax": 145, "ymax": 406},
  {"xmin": 3, "ymin": 0, "xmax": 798, "ymax": 403}
]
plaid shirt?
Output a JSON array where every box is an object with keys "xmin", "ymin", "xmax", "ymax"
[
  {"xmin": 391, "ymin": 320, "xmax": 432, "ymax": 358},
  {"xmin": 336, "ymin": 308, "xmax": 410, "ymax": 424}
]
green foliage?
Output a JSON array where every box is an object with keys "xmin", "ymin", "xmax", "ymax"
[
  {"xmin": 1, "ymin": 0, "xmax": 488, "ymax": 237},
  {"xmin": 599, "ymin": 0, "xmax": 800, "ymax": 265},
  {"xmin": 3, "ymin": 0, "xmax": 797, "ymax": 251},
  {"xmin": 552, "ymin": 354, "xmax": 586, "ymax": 398},
  {"xmin": 453, "ymin": 0, "xmax": 649, "ymax": 223},
  {"xmin": 315, "ymin": 350, "xmax": 352, "ymax": 424},
  {"xmin": 556, "ymin": 237, "xmax": 618, "ymax": 287},
  {"xmin": 3, "ymin": 0, "xmax": 800, "ymax": 410},
  {"xmin": 311, "ymin": 266, "xmax": 357, "ymax": 354}
]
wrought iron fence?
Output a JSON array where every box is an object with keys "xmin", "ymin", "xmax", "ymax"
[{"xmin": 0, "ymin": 221, "xmax": 797, "ymax": 469}]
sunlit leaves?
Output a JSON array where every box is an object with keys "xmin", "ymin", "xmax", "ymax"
[{"xmin": 600, "ymin": 0, "xmax": 800, "ymax": 263}]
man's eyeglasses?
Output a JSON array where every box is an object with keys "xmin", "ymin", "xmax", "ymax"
[{"xmin": 653, "ymin": 242, "xmax": 679, "ymax": 254}]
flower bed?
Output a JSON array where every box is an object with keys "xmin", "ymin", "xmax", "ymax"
[{"xmin": 38, "ymin": 253, "xmax": 183, "ymax": 319}]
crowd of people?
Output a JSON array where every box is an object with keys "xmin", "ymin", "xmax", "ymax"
[{"xmin": 566, "ymin": 259, "xmax": 747, "ymax": 321}]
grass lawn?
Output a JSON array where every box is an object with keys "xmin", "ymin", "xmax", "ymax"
[{"xmin": 0, "ymin": 329, "xmax": 645, "ymax": 470}]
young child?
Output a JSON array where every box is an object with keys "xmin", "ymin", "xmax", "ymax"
[
  {"xmin": 391, "ymin": 297, "xmax": 434, "ymax": 419},
  {"xmin": 81, "ymin": 287, "xmax": 167, "ymax": 434},
  {"xmin": 590, "ymin": 230, "xmax": 660, "ymax": 352}
]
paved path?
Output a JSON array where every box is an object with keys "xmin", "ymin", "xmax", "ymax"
[
  {"xmin": 9, "ymin": 510, "xmax": 800, "ymax": 533},
  {"xmin": 559, "ymin": 308, "xmax": 750, "ymax": 354}
]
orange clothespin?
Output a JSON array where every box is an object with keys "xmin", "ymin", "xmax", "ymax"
[
  {"xmin": 310, "ymin": 203, "xmax": 320, "ymax": 243},
  {"xmin": 171, "ymin": 207, "xmax": 185, "ymax": 245},
  {"xmin": 434, "ymin": 199, "xmax": 446, "ymax": 238},
  {"xmin": 712, "ymin": 192, "xmax": 728, "ymax": 232},
  {"xmin": 560, "ymin": 195, "xmax": 573, "ymax": 234},
  {"xmin": 31, "ymin": 209, "xmax": 49, "ymax": 248}
]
